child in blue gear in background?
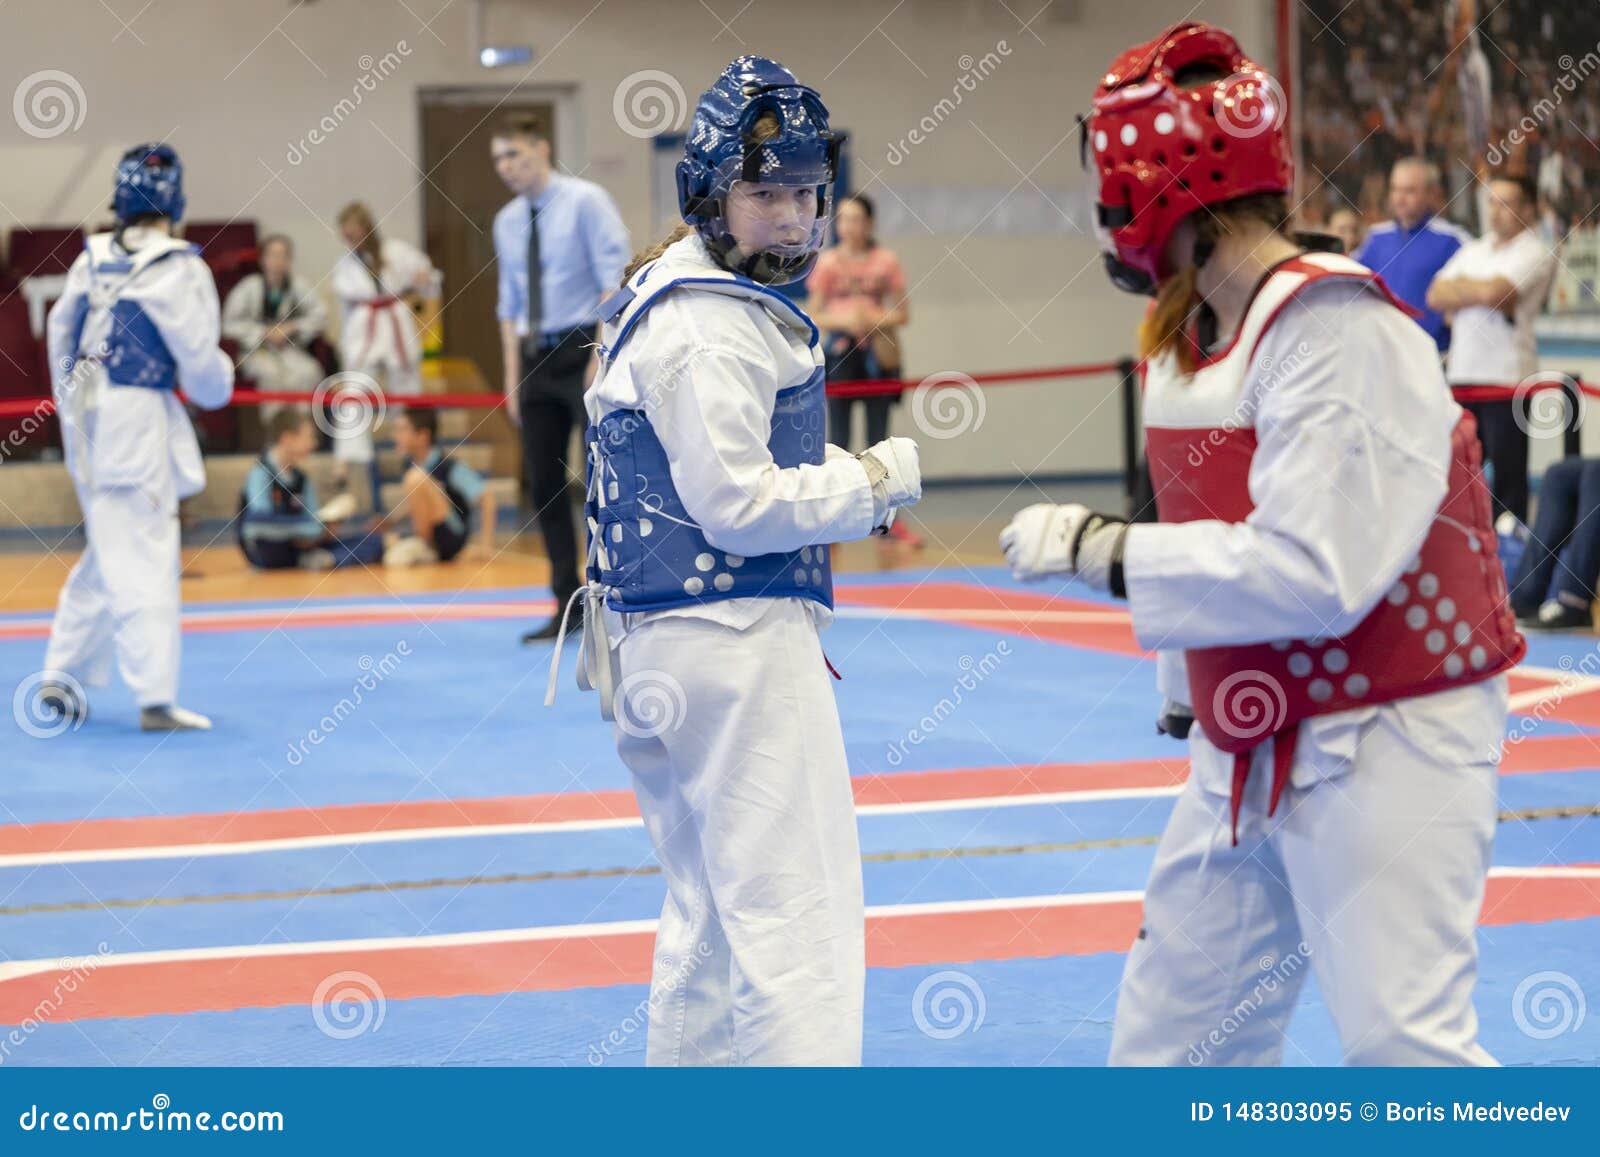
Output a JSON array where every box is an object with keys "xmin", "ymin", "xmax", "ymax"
[{"xmin": 41, "ymin": 144, "xmax": 233, "ymax": 732}]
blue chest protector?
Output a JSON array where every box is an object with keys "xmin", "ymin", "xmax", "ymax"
[
  {"xmin": 103, "ymin": 297, "xmax": 179, "ymax": 390},
  {"xmin": 586, "ymin": 267, "xmax": 833, "ymax": 614},
  {"xmin": 70, "ymin": 236, "xmax": 197, "ymax": 391}
]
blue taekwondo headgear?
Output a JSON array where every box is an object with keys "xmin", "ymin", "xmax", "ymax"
[
  {"xmin": 676, "ymin": 56, "xmax": 839, "ymax": 285},
  {"xmin": 113, "ymin": 143, "xmax": 187, "ymax": 224}
]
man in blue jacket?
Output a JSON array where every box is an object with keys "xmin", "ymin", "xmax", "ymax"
[{"xmin": 1354, "ymin": 157, "xmax": 1472, "ymax": 352}]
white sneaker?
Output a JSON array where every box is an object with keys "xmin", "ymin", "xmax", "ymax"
[
  {"xmin": 383, "ymin": 536, "xmax": 438, "ymax": 567},
  {"xmin": 140, "ymin": 705, "xmax": 213, "ymax": 731},
  {"xmin": 299, "ymin": 548, "xmax": 336, "ymax": 571},
  {"xmin": 1495, "ymin": 511, "xmax": 1529, "ymax": 542}
]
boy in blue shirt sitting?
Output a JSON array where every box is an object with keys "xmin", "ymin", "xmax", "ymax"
[
  {"xmin": 379, "ymin": 408, "xmax": 496, "ymax": 566},
  {"xmin": 238, "ymin": 410, "xmax": 369, "ymax": 569}
]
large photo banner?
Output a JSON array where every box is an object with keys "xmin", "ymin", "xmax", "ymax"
[{"xmin": 1296, "ymin": 0, "xmax": 1599, "ymax": 309}]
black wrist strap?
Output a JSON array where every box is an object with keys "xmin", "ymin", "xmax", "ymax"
[
  {"xmin": 1070, "ymin": 513, "xmax": 1131, "ymax": 599},
  {"xmin": 1108, "ymin": 524, "xmax": 1130, "ymax": 600}
]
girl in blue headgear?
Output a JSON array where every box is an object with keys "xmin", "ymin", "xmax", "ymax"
[
  {"xmin": 37, "ymin": 144, "xmax": 234, "ymax": 733},
  {"xmin": 561, "ymin": 56, "xmax": 922, "ymax": 1065}
]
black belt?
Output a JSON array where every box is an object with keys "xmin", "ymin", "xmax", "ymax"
[{"xmin": 524, "ymin": 324, "xmax": 593, "ymax": 354}]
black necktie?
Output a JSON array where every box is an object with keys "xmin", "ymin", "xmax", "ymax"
[{"xmin": 526, "ymin": 202, "xmax": 543, "ymax": 340}]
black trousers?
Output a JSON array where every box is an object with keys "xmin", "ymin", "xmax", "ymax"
[
  {"xmin": 824, "ymin": 341, "xmax": 895, "ymax": 450},
  {"xmin": 1465, "ymin": 399, "xmax": 1530, "ymax": 524},
  {"xmin": 519, "ymin": 327, "xmax": 594, "ymax": 606}
]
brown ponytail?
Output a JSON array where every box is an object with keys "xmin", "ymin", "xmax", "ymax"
[
  {"xmin": 336, "ymin": 201, "xmax": 383, "ymax": 277},
  {"xmin": 1138, "ymin": 193, "xmax": 1293, "ymax": 376},
  {"xmin": 620, "ymin": 223, "xmax": 694, "ymax": 285}
]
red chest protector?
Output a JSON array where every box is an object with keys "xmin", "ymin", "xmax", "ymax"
[{"xmin": 1142, "ymin": 253, "xmax": 1525, "ymax": 840}]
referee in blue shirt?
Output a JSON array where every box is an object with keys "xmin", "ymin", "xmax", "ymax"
[
  {"xmin": 491, "ymin": 114, "xmax": 631, "ymax": 642},
  {"xmin": 1352, "ymin": 157, "xmax": 1472, "ymax": 351}
]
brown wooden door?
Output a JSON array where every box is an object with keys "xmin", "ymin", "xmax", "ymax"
[{"xmin": 419, "ymin": 94, "xmax": 556, "ymax": 478}]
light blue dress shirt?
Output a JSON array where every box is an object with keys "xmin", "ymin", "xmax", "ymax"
[{"xmin": 494, "ymin": 171, "xmax": 631, "ymax": 339}]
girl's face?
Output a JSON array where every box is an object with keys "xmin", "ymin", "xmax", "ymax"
[
  {"xmin": 339, "ymin": 216, "xmax": 368, "ymax": 249},
  {"xmin": 835, "ymin": 200, "xmax": 871, "ymax": 247},
  {"xmin": 723, "ymin": 180, "xmax": 819, "ymax": 258}
]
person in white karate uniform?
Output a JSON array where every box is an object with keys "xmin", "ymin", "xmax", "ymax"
[
  {"xmin": 329, "ymin": 201, "xmax": 438, "ymax": 477},
  {"xmin": 561, "ymin": 57, "xmax": 921, "ymax": 1066},
  {"xmin": 1000, "ymin": 23, "xmax": 1524, "ymax": 1065},
  {"xmin": 40, "ymin": 144, "xmax": 234, "ymax": 732}
]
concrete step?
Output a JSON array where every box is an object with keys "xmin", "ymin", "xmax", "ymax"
[{"xmin": 0, "ymin": 450, "xmax": 516, "ymax": 530}]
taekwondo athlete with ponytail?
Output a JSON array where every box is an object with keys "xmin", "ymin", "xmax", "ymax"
[
  {"xmin": 1000, "ymin": 24, "xmax": 1523, "ymax": 1065},
  {"xmin": 556, "ymin": 57, "xmax": 921, "ymax": 1066},
  {"xmin": 39, "ymin": 144, "xmax": 234, "ymax": 732}
]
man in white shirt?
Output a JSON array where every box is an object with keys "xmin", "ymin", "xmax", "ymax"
[{"xmin": 1428, "ymin": 175, "xmax": 1558, "ymax": 522}]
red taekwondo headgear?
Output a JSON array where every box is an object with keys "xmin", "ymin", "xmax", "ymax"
[{"xmin": 1085, "ymin": 21, "xmax": 1293, "ymax": 294}]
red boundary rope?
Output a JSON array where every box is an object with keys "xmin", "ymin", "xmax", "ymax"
[
  {"xmin": 2, "ymin": 364, "xmax": 1596, "ymax": 419},
  {"xmin": 0, "ymin": 360, "xmax": 1132, "ymax": 419}
]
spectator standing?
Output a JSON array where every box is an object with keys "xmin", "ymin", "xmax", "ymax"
[
  {"xmin": 490, "ymin": 114, "xmax": 631, "ymax": 642},
  {"xmin": 805, "ymin": 194, "xmax": 918, "ymax": 546},
  {"xmin": 1427, "ymin": 174, "xmax": 1558, "ymax": 523},
  {"xmin": 330, "ymin": 201, "xmax": 438, "ymax": 487},
  {"xmin": 1354, "ymin": 157, "xmax": 1471, "ymax": 351}
]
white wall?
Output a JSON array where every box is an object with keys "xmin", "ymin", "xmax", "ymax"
[{"xmin": 0, "ymin": 0, "xmax": 1275, "ymax": 479}]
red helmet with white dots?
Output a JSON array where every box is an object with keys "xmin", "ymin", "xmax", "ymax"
[{"xmin": 1085, "ymin": 21, "xmax": 1292, "ymax": 294}]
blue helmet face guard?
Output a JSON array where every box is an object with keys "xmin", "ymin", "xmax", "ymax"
[
  {"xmin": 113, "ymin": 143, "xmax": 186, "ymax": 224},
  {"xmin": 677, "ymin": 56, "xmax": 839, "ymax": 285}
]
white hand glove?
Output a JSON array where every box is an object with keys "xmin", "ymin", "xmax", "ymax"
[
  {"xmin": 999, "ymin": 502, "xmax": 1129, "ymax": 592},
  {"xmin": 825, "ymin": 442, "xmax": 853, "ymax": 464},
  {"xmin": 858, "ymin": 436, "xmax": 921, "ymax": 528}
]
